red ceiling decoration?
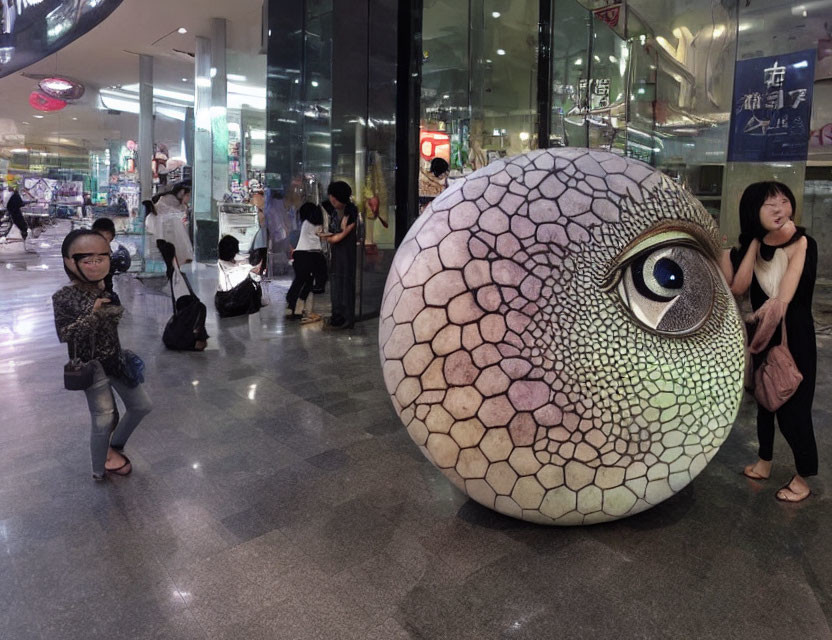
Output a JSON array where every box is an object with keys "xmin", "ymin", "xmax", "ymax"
[{"xmin": 29, "ymin": 90, "xmax": 67, "ymax": 112}]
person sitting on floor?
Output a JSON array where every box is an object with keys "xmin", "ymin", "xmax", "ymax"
[{"xmin": 214, "ymin": 235, "xmax": 264, "ymax": 318}]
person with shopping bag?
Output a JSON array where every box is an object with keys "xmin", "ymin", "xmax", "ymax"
[{"xmin": 720, "ymin": 182, "xmax": 817, "ymax": 503}]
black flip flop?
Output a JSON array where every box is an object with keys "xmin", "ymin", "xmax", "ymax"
[
  {"xmin": 775, "ymin": 478, "xmax": 811, "ymax": 503},
  {"xmin": 105, "ymin": 454, "xmax": 132, "ymax": 477}
]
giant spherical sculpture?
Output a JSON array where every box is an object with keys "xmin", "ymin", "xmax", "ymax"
[{"xmin": 379, "ymin": 148, "xmax": 745, "ymax": 525}]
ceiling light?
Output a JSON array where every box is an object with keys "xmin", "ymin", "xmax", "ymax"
[
  {"xmin": 33, "ymin": 114, "xmax": 44, "ymax": 118},
  {"xmin": 609, "ymin": 55, "xmax": 617, "ymax": 63},
  {"xmin": 181, "ymin": 77, "xmax": 188, "ymax": 82},
  {"xmin": 39, "ymin": 77, "xmax": 85, "ymax": 100},
  {"xmin": 177, "ymin": 27, "xmax": 187, "ymax": 34},
  {"xmin": 227, "ymin": 74, "xmax": 247, "ymax": 82},
  {"xmin": 519, "ymin": 131, "xmax": 529, "ymax": 141},
  {"xmin": 311, "ymin": 80, "xmax": 319, "ymax": 87},
  {"xmin": 10, "ymin": 148, "xmax": 28, "ymax": 153},
  {"xmin": 72, "ymin": 116, "xmax": 78, "ymax": 120},
  {"xmin": 491, "ymin": 11, "xmax": 500, "ymax": 18},
  {"xmin": 442, "ymin": 94, "xmax": 449, "ymax": 99},
  {"xmin": 486, "ymin": 58, "xmax": 492, "ymax": 63},
  {"xmin": 574, "ymin": 58, "xmax": 582, "ymax": 65},
  {"xmin": 496, "ymin": 49, "xmax": 506, "ymax": 56},
  {"xmin": 593, "ymin": 55, "xmax": 600, "ymax": 62},
  {"xmin": 21, "ymin": 121, "xmax": 29, "ymax": 125}
]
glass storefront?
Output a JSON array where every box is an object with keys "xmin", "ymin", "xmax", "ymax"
[
  {"xmin": 260, "ymin": 0, "xmax": 832, "ymax": 319},
  {"xmin": 266, "ymin": 0, "xmax": 398, "ymax": 320}
]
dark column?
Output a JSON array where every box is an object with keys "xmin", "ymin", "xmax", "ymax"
[
  {"xmin": 394, "ymin": 0, "xmax": 422, "ymax": 246},
  {"xmin": 266, "ymin": 0, "xmax": 305, "ymax": 189},
  {"xmin": 537, "ymin": 0, "xmax": 553, "ymax": 148}
]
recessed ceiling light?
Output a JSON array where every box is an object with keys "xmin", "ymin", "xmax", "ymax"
[
  {"xmin": 33, "ymin": 114, "xmax": 44, "ymax": 118},
  {"xmin": 492, "ymin": 11, "xmax": 500, "ymax": 18},
  {"xmin": 311, "ymin": 80, "xmax": 319, "ymax": 87},
  {"xmin": 496, "ymin": 49, "xmax": 506, "ymax": 56},
  {"xmin": 21, "ymin": 121, "xmax": 29, "ymax": 125},
  {"xmin": 181, "ymin": 77, "xmax": 188, "ymax": 82},
  {"xmin": 177, "ymin": 27, "xmax": 187, "ymax": 34},
  {"xmin": 486, "ymin": 59, "xmax": 492, "ymax": 63},
  {"xmin": 72, "ymin": 117, "xmax": 78, "ymax": 120}
]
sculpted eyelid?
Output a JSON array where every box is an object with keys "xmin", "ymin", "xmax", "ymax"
[{"xmin": 599, "ymin": 228, "xmax": 705, "ymax": 292}]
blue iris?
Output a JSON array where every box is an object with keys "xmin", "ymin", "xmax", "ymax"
[{"xmin": 653, "ymin": 258, "xmax": 684, "ymax": 289}]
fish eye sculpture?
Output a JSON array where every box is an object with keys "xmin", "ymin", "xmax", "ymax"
[{"xmin": 379, "ymin": 148, "xmax": 745, "ymax": 525}]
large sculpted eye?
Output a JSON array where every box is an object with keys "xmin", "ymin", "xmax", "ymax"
[{"xmin": 616, "ymin": 243, "xmax": 716, "ymax": 335}]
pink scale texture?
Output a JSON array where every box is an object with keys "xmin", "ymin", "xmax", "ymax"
[{"xmin": 379, "ymin": 148, "xmax": 746, "ymax": 525}]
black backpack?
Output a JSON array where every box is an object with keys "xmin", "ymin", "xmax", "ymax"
[{"xmin": 158, "ymin": 240, "xmax": 209, "ymax": 351}]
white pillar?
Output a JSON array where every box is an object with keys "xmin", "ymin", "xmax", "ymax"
[
  {"xmin": 210, "ymin": 17, "xmax": 228, "ymax": 202},
  {"xmin": 138, "ymin": 54, "xmax": 153, "ymax": 202}
]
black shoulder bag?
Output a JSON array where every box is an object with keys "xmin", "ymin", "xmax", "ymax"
[{"xmin": 64, "ymin": 331, "xmax": 97, "ymax": 391}]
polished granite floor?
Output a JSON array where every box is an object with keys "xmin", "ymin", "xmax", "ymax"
[{"xmin": 0, "ymin": 222, "xmax": 830, "ymax": 640}]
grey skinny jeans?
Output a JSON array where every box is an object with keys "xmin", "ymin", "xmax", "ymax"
[{"xmin": 83, "ymin": 361, "xmax": 152, "ymax": 476}]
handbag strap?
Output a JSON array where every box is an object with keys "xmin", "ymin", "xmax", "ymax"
[
  {"xmin": 170, "ymin": 262, "xmax": 198, "ymax": 315},
  {"xmin": 168, "ymin": 274, "xmax": 177, "ymax": 313},
  {"xmin": 779, "ymin": 315, "xmax": 788, "ymax": 349}
]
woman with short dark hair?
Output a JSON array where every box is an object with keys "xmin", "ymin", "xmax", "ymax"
[
  {"xmin": 323, "ymin": 182, "xmax": 359, "ymax": 328},
  {"xmin": 720, "ymin": 181, "xmax": 817, "ymax": 502}
]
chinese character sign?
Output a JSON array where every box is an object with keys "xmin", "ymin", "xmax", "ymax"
[{"xmin": 728, "ymin": 49, "xmax": 816, "ymax": 162}]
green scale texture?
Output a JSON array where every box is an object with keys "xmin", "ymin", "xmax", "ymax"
[{"xmin": 379, "ymin": 148, "xmax": 745, "ymax": 525}]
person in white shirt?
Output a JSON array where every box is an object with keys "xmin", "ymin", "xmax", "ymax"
[
  {"xmin": 214, "ymin": 235, "xmax": 263, "ymax": 317},
  {"xmin": 286, "ymin": 202, "xmax": 327, "ymax": 320}
]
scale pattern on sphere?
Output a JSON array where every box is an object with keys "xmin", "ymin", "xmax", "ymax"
[{"xmin": 379, "ymin": 148, "xmax": 745, "ymax": 525}]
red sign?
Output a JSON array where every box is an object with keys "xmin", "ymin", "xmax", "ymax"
[
  {"xmin": 29, "ymin": 90, "xmax": 67, "ymax": 111},
  {"xmin": 593, "ymin": 3, "xmax": 622, "ymax": 28},
  {"xmin": 419, "ymin": 130, "xmax": 450, "ymax": 162}
]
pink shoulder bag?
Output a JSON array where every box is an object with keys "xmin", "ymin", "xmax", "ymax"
[{"xmin": 753, "ymin": 317, "xmax": 803, "ymax": 412}]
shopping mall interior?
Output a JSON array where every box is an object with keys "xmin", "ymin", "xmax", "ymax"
[{"xmin": 1, "ymin": 0, "xmax": 831, "ymax": 638}]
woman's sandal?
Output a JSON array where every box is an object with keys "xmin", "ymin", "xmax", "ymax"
[
  {"xmin": 105, "ymin": 454, "xmax": 132, "ymax": 477},
  {"xmin": 775, "ymin": 477, "xmax": 811, "ymax": 503},
  {"xmin": 742, "ymin": 464, "xmax": 770, "ymax": 480}
]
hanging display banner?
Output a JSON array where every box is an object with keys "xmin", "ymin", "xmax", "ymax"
[
  {"xmin": 727, "ymin": 49, "xmax": 816, "ymax": 162},
  {"xmin": 0, "ymin": 0, "xmax": 124, "ymax": 79},
  {"xmin": 593, "ymin": 3, "xmax": 622, "ymax": 29}
]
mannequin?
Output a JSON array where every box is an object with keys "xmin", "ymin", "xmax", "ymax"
[
  {"xmin": 147, "ymin": 182, "xmax": 193, "ymax": 264},
  {"xmin": 362, "ymin": 151, "xmax": 388, "ymax": 252}
]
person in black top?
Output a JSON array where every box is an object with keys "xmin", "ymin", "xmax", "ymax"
[
  {"xmin": 324, "ymin": 181, "xmax": 358, "ymax": 329},
  {"xmin": 92, "ymin": 217, "xmax": 132, "ymax": 300},
  {"xmin": 720, "ymin": 182, "xmax": 817, "ymax": 502},
  {"xmin": 6, "ymin": 187, "xmax": 36, "ymax": 253}
]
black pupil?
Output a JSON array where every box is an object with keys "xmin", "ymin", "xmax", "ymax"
[{"xmin": 653, "ymin": 258, "xmax": 683, "ymax": 289}]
